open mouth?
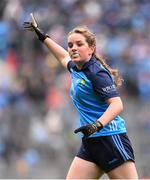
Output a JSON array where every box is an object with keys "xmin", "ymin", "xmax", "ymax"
[{"xmin": 71, "ymin": 53, "xmax": 80, "ymax": 58}]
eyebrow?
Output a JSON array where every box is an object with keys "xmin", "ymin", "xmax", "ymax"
[{"xmin": 68, "ymin": 40, "xmax": 84, "ymax": 44}]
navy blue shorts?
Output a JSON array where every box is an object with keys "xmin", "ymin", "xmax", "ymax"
[{"xmin": 76, "ymin": 133, "xmax": 135, "ymax": 173}]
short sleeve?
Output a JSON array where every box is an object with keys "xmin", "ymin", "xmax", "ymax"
[{"xmin": 89, "ymin": 70, "xmax": 119, "ymax": 100}]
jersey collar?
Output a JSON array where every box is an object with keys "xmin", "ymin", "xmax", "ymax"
[
  {"xmin": 71, "ymin": 55, "xmax": 97, "ymax": 72},
  {"xmin": 81, "ymin": 55, "xmax": 97, "ymax": 70}
]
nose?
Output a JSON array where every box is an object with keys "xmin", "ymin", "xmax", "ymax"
[{"xmin": 71, "ymin": 44, "xmax": 77, "ymax": 51}]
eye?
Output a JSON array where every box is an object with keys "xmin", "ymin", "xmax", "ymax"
[
  {"xmin": 77, "ymin": 43, "xmax": 83, "ymax": 47},
  {"xmin": 68, "ymin": 43, "xmax": 73, "ymax": 48}
]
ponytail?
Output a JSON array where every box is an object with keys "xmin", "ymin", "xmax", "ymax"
[{"xmin": 95, "ymin": 53, "xmax": 123, "ymax": 88}]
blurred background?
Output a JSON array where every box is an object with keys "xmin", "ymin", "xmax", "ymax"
[{"xmin": 0, "ymin": 0, "xmax": 150, "ymax": 179}]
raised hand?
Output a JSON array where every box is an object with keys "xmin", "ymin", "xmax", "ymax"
[
  {"xmin": 23, "ymin": 13, "xmax": 38, "ymax": 31},
  {"xmin": 23, "ymin": 13, "xmax": 49, "ymax": 42}
]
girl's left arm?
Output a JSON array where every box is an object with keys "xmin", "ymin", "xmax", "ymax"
[{"xmin": 97, "ymin": 96, "xmax": 123, "ymax": 126}]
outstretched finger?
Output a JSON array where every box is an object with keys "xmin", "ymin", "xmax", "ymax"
[
  {"xmin": 30, "ymin": 13, "xmax": 38, "ymax": 27},
  {"xmin": 23, "ymin": 22, "xmax": 31, "ymax": 28},
  {"xmin": 74, "ymin": 126, "xmax": 84, "ymax": 134}
]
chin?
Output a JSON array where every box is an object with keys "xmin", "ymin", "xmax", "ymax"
[{"xmin": 72, "ymin": 58, "xmax": 82, "ymax": 63}]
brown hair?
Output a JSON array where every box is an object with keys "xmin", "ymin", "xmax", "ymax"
[{"xmin": 68, "ymin": 26, "xmax": 123, "ymax": 87}]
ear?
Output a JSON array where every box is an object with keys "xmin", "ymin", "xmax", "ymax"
[{"xmin": 89, "ymin": 46, "xmax": 96, "ymax": 55}]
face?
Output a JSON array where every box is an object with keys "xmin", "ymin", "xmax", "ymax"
[{"xmin": 67, "ymin": 33, "xmax": 95, "ymax": 67}]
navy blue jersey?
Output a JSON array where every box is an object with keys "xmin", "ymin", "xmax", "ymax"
[{"xmin": 67, "ymin": 56, "xmax": 126, "ymax": 137}]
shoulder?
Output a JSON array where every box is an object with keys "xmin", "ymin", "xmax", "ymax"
[
  {"xmin": 83, "ymin": 60, "xmax": 119, "ymax": 99},
  {"xmin": 83, "ymin": 60, "xmax": 112, "ymax": 82}
]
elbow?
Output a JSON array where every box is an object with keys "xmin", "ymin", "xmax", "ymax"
[
  {"xmin": 115, "ymin": 98, "xmax": 124, "ymax": 114},
  {"xmin": 117, "ymin": 97, "xmax": 124, "ymax": 113},
  {"xmin": 119, "ymin": 101, "xmax": 124, "ymax": 113},
  {"xmin": 107, "ymin": 97, "xmax": 124, "ymax": 114}
]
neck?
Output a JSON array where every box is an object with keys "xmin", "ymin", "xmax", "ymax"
[
  {"xmin": 75, "ymin": 56, "xmax": 92, "ymax": 70},
  {"xmin": 75, "ymin": 62, "xmax": 85, "ymax": 70}
]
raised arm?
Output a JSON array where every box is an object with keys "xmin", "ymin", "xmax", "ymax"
[
  {"xmin": 43, "ymin": 37, "xmax": 70, "ymax": 68},
  {"xmin": 23, "ymin": 13, "xmax": 70, "ymax": 68}
]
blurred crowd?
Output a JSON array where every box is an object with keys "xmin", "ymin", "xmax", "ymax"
[{"xmin": 0, "ymin": 0, "xmax": 150, "ymax": 178}]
